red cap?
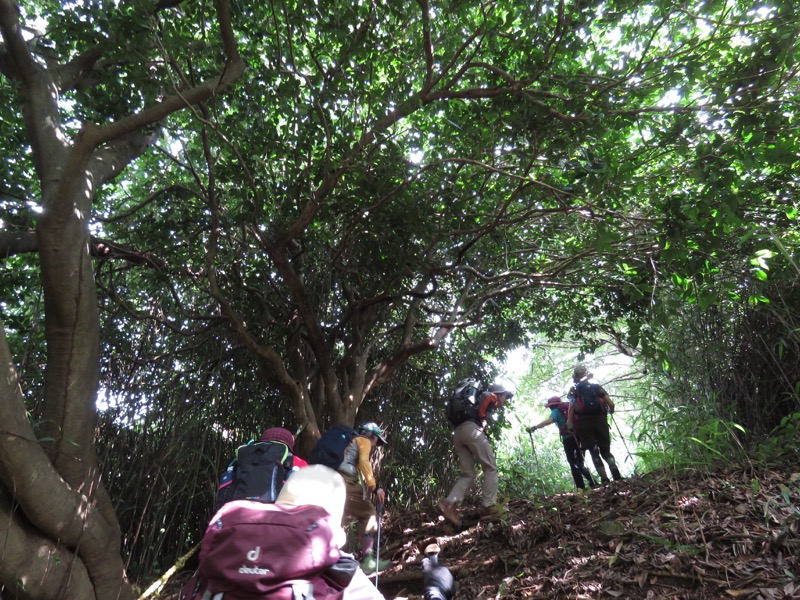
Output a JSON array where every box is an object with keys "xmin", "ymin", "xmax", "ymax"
[{"xmin": 260, "ymin": 427, "xmax": 295, "ymax": 451}]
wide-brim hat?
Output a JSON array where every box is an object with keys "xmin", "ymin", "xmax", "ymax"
[
  {"xmin": 545, "ymin": 396, "xmax": 561, "ymax": 408},
  {"xmin": 275, "ymin": 465, "xmax": 347, "ymax": 548},
  {"xmin": 488, "ymin": 383, "xmax": 514, "ymax": 399}
]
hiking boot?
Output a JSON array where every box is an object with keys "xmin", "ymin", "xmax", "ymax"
[
  {"xmin": 360, "ymin": 553, "xmax": 391, "ymax": 574},
  {"xmin": 437, "ymin": 499, "xmax": 461, "ymax": 526},
  {"xmin": 479, "ymin": 504, "xmax": 500, "ymax": 518}
]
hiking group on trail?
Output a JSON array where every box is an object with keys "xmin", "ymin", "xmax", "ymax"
[
  {"xmin": 527, "ymin": 395, "xmax": 597, "ymax": 489},
  {"xmin": 184, "ymin": 364, "xmax": 623, "ymax": 600},
  {"xmin": 525, "ymin": 364, "xmax": 623, "ymax": 488},
  {"xmin": 185, "ymin": 422, "xmax": 392, "ymax": 600},
  {"xmin": 437, "ymin": 365, "xmax": 624, "ymax": 527}
]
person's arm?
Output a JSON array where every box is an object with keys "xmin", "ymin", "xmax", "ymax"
[
  {"xmin": 567, "ymin": 401, "xmax": 575, "ymax": 430},
  {"xmin": 601, "ymin": 391, "xmax": 615, "ymax": 413},
  {"xmin": 355, "ymin": 436, "xmax": 377, "ymax": 490},
  {"xmin": 477, "ymin": 392, "xmax": 496, "ymax": 420},
  {"xmin": 354, "ymin": 437, "xmax": 387, "ymax": 503},
  {"xmin": 527, "ymin": 417, "xmax": 554, "ymax": 432}
]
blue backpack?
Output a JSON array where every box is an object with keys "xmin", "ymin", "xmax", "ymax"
[
  {"xmin": 309, "ymin": 424, "xmax": 359, "ymax": 470},
  {"xmin": 571, "ymin": 381, "xmax": 605, "ymax": 416}
]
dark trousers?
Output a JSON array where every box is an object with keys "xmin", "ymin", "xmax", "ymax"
[
  {"xmin": 562, "ymin": 435, "xmax": 596, "ymax": 489},
  {"xmin": 576, "ymin": 414, "xmax": 622, "ymax": 482}
]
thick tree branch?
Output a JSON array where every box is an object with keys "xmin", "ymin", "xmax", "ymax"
[
  {"xmin": 78, "ymin": 0, "xmax": 244, "ymax": 152},
  {"xmin": 0, "ymin": 493, "xmax": 95, "ymax": 600},
  {"xmin": 0, "ymin": 0, "xmax": 69, "ymax": 179},
  {"xmin": 0, "ymin": 230, "xmax": 37, "ymax": 258},
  {"xmin": 54, "ymin": 42, "xmax": 107, "ymax": 92}
]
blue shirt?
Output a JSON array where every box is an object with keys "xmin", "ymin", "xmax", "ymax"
[{"xmin": 550, "ymin": 407, "xmax": 574, "ymax": 437}]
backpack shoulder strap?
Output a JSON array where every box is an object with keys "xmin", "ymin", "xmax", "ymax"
[{"xmin": 235, "ymin": 439, "xmax": 255, "ymax": 455}]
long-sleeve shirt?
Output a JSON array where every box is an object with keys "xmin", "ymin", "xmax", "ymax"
[
  {"xmin": 340, "ymin": 436, "xmax": 378, "ymax": 490},
  {"xmin": 476, "ymin": 392, "xmax": 502, "ymax": 421}
]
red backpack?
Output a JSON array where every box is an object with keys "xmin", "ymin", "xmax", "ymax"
[{"xmin": 181, "ymin": 500, "xmax": 352, "ymax": 600}]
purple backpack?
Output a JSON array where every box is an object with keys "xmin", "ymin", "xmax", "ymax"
[{"xmin": 181, "ymin": 500, "xmax": 350, "ymax": 600}]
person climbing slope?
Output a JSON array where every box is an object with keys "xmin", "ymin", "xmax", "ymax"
[
  {"xmin": 338, "ymin": 422, "xmax": 391, "ymax": 574},
  {"xmin": 567, "ymin": 364, "xmax": 623, "ymax": 483},
  {"xmin": 438, "ymin": 383, "xmax": 513, "ymax": 526},
  {"xmin": 527, "ymin": 396, "xmax": 596, "ymax": 489}
]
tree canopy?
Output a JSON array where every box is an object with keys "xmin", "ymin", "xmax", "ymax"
[{"xmin": 2, "ymin": 0, "xmax": 799, "ymax": 597}]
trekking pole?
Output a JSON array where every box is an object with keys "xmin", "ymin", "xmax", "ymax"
[
  {"xmin": 374, "ymin": 500, "xmax": 383, "ymax": 588},
  {"xmin": 610, "ymin": 413, "xmax": 634, "ymax": 464},
  {"xmin": 528, "ymin": 431, "xmax": 542, "ymax": 496}
]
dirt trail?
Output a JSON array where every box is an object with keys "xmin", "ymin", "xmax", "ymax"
[{"xmin": 374, "ymin": 463, "xmax": 799, "ymax": 599}]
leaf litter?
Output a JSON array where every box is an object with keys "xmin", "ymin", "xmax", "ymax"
[
  {"xmin": 374, "ymin": 462, "xmax": 799, "ymax": 599},
  {"xmin": 162, "ymin": 462, "xmax": 798, "ymax": 599}
]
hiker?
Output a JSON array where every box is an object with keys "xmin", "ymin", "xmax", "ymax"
[
  {"xmin": 275, "ymin": 465, "xmax": 386, "ymax": 600},
  {"xmin": 438, "ymin": 383, "xmax": 513, "ymax": 526},
  {"xmin": 566, "ymin": 364, "xmax": 623, "ymax": 483},
  {"xmin": 338, "ymin": 421, "xmax": 391, "ymax": 574},
  {"xmin": 214, "ymin": 426, "xmax": 297, "ymax": 511},
  {"xmin": 259, "ymin": 426, "xmax": 308, "ymax": 473},
  {"xmin": 527, "ymin": 396, "xmax": 597, "ymax": 489},
  {"xmin": 186, "ymin": 464, "xmax": 385, "ymax": 600}
]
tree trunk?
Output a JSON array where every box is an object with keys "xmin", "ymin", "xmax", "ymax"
[{"xmin": 0, "ymin": 0, "xmax": 244, "ymax": 596}]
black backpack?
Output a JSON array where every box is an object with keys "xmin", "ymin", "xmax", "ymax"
[
  {"xmin": 309, "ymin": 424, "xmax": 359, "ymax": 470},
  {"xmin": 571, "ymin": 380, "xmax": 605, "ymax": 416},
  {"xmin": 214, "ymin": 441, "xmax": 294, "ymax": 512},
  {"xmin": 446, "ymin": 379, "xmax": 482, "ymax": 426}
]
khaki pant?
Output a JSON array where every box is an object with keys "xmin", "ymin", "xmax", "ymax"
[
  {"xmin": 342, "ymin": 476, "xmax": 378, "ymax": 536},
  {"xmin": 445, "ymin": 420, "xmax": 498, "ymax": 508}
]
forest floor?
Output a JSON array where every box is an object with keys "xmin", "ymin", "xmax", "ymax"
[
  {"xmin": 164, "ymin": 460, "xmax": 799, "ymax": 600},
  {"xmin": 369, "ymin": 461, "xmax": 799, "ymax": 599}
]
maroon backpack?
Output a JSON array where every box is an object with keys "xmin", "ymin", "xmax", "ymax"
[
  {"xmin": 181, "ymin": 500, "xmax": 350, "ymax": 600},
  {"xmin": 552, "ymin": 402, "xmax": 572, "ymax": 436}
]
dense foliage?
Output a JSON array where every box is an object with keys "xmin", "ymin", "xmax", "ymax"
[{"xmin": 2, "ymin": 0, "xmax": 799, "ymax": 596}]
